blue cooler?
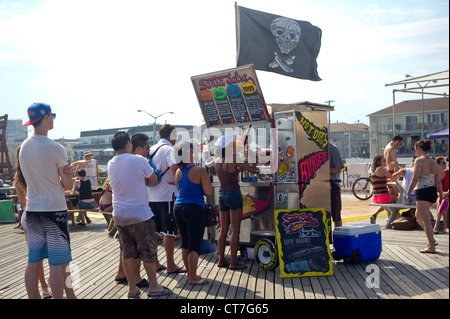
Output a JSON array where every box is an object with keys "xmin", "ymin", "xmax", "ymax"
[{"xmin": 332, "ymin": 223, "xmax": 382, "ymax": 264}]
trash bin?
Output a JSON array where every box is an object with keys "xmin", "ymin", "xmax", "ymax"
[{"xmin": 0, "ymin": 200, "xmax": 15, "ymax": 223}]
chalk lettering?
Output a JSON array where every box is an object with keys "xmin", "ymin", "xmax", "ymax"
[{"xmin": 198, "ymin": 72, "xmax": 255, "ymax": 91}]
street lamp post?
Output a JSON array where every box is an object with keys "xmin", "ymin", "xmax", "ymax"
[{"xmin": 137, "ymin": 110, "xmax": 174, "ymax": 143}]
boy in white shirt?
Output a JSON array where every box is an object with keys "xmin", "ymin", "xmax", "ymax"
[
  {"xmin": 148, "ymin": 124, "xmax": 186, "ymax": 274},
  {"xmin": 107, "ymin": 131, "xmax": 172, "ymax": 298}
]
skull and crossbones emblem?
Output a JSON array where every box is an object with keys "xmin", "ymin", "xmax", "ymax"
[{"xmin": 268, "ymin": 17, "xmax": 301, "ymax": 73}]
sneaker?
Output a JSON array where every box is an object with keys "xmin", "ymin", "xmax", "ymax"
[{"xmin": 370, "ymin": 214, "xmax": 377, "ymax": 224}]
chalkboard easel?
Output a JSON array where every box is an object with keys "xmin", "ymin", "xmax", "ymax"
[{"xmin": 274, "ymin": 208, "xmax": 333, "ymax": 277}]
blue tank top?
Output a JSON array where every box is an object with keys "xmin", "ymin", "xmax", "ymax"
[{"xmin": 175, "ymin": 164, "xmax": 204, "ymax": 207}]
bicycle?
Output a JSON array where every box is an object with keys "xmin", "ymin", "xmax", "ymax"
[{"xmin": 352, "ymin": 176, "xmax": 373, "ymax": 200}]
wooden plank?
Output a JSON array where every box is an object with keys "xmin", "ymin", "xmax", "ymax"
[
  {"xmin": 318, "ymin": 276, "xmax": 337, "ymax": 299},
  {"xmin": 0, "ymin": 218, "xmax": 449, "ymax": 300},
  {"xmin": 379, "ymin": 245, "xmax": 432, "ymax": 299},
  {"xmin": 244, "ymin": 259, "xmax": 258, "ymax": 299}
]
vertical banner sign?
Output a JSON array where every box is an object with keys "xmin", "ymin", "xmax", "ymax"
[
  {"xmin": 191, "ymin": 65, "xmax": 270, "ymax": 127},
  {"xmin": 274, "ymin": 208, "xmax": 333, "ymax": 277}
]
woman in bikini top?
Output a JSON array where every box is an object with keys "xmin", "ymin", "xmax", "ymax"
[{"xmin": 406, "ymin": 140, "xmax": 443, "ymax": 254}]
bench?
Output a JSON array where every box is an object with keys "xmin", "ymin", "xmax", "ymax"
[
  {"xmin": 67, "ymin": 208, "xmax": 100, "ymax": 214},
  {"xmin": 369, "ymin": 203, "xmax": 416, "ymax": 228},
  {"xmin": 67, "ymin": 208, "xmax": 113, "ymax": 223},
  {"xmin": 68, "ymin": 208, "xmax": 116, "ymax": 235}
]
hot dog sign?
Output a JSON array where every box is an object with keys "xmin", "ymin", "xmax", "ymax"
[{"xmin": 274, "ymin": 208, "xmax": 333, "ymax": 277}]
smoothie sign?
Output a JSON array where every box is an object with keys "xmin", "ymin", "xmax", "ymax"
[{"xmin": 192, "ymin": 65, "xmax": 270, "ymax": 127}]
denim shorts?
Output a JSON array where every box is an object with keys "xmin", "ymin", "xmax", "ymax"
[
  {"xmin": 402, "ymin": 193, "xmax": 416, "ymax": 205},
  {"xmin": 78, "ymin": 200, "xmax": 96, "ymax": 209},
  {"xmin": 218, "ymin": 190, "xmax": 243, "ymax": 211}
]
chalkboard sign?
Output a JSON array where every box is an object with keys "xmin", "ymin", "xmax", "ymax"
[
  {"xmin": 191, "ymin": 65, "xmax": 270, "ymax": 127},
  {"xmin": 274, "ymin": 208, "xmax": 333, "ymax": 277}
]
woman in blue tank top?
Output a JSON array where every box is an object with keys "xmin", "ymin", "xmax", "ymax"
[{"xmin": 174, "ymin": 142, "xmax": 212, "ymax": 285}]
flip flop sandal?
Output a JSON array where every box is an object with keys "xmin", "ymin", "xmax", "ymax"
[
  {"xmin": 420, "ymin": 249, "xmax": 436, "ymax": 254},
  {"xmin": 189, "ymin": 278, "xmax": 209, "ymax": 285},
  {"xmin": 42, "ymin": 289, "xmax": 52, "ymax": 299},
  {"xmin": 156, "ymin": 265, "xmax": 167, "ymax": 272},
  {"xmin": 229, "ymin": 264, "xmax": 247, "ymax": 270},
  {"xmin": 136, "ymin": 278, "xmax": 149, "ymax": 288},
  {"xmin": 127, "ymin": 289, "xmax": 141, "ymax": 299},
  {"xmin": 217, "ymin": 261, "xmax": 230, "ymax": 268},
  {"xmin": 167, "ymin": 267, "xmax": 187, "ymax": 274},
  {"xmin": 115, "ymin": 277, "xmax": 127, "ymax": 284},
  {"xmin": 147, "ymin": 286, "xmax": 172, "ymax": 297}
]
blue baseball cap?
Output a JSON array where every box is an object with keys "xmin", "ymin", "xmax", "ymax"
[{"xmin": 24, "ymin": 102, "xmax": 52, "ymax": 126}]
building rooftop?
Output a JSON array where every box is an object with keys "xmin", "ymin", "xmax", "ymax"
[
  {"xmin": 330, "ymin": 122, "xmax": 369, "ymax": 132},
  {"xmin": 366, "ymin": 97, "xmax": 449, "ymax": 117},
  {"xmin": 80, "ymin": 124, "xmax": 195, "ymax": 137}
]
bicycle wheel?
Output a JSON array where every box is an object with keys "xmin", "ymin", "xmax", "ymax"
[{"xmin": 352, "ymin": 177, "xmax": 373, "ymax": 200}]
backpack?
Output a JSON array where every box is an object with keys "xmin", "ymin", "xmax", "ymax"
[
  {"xmin": 391, "ymin": 216, "xmax": 418, "ymax": 230},
  {"xmin": 147, "ymin": 144, "xmax": 171, "ymax": 187}
]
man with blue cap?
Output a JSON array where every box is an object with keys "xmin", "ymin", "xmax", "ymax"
[{"xmin": 19, "ymin": 102, "xmax": 76, "ymax": 299}]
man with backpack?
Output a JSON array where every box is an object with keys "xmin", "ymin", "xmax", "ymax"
[{"xmin": 148, "ymin": 124, "xmax": 186, "ymax": 274}]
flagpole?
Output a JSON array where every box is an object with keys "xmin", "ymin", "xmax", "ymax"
[{"xmin": 235, "ymin": 2, "xmax": 239, "ymax": 60}]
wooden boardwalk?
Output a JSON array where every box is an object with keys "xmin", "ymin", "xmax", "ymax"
[{"xmin": 0, "ymin": 214, "xmax": 448, "ymax": 300}]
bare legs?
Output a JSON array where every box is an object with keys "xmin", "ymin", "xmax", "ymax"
[
  {"xmin": 415, "ymin": 200, "xmax": 436, "ymax": 253},
  {"xmin": 218, "ymin": 208, "xmax": 245, "ymax": 269}
]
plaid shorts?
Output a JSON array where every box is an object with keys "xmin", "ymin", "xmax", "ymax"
[{"xmin": 116, "ymin": 218, "xmax": 158, "ymax": 263}]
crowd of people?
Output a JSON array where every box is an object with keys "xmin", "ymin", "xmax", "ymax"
[
  {"xmin": 14, "ymin": 102, "xmax": 260, "ymax": 299},
  {"xmin": 369, "ymin": 135, "xmax": 449, "ymax": 254},
  {"xmin": 11, "ymin": 102, "xmax": 449, "ymax": 299}
]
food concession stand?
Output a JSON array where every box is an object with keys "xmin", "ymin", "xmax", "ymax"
[{"xmin": 191, "ymin": 65, "xmax": 334, "ymax": 272}]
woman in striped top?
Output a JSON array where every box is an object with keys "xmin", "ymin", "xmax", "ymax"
[{"xmin": 370, "ymin": 155, "xmax": 398, "ymax": 224}]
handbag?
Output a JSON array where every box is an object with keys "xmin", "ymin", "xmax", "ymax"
[{"xmin": 204, "ymin": 203, "xmax": 218, "ymax": 227}]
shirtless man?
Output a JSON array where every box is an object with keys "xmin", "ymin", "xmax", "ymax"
[{"xmin": 384, "ymin": 135, "xmax": 405, "ymax": 198}]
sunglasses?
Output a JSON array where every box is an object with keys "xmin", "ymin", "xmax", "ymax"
[{"xmin": 49, "ymin": 113, "xmax": 56, "ymax": 119}]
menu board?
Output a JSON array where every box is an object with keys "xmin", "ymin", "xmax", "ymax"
[
  {"xmin": 191, "ymin": 64, "xmax": 270, "ymax": 127},
  {"xmin": 274, "ymin": 208, "xmax": 333, "ymax": 277}
]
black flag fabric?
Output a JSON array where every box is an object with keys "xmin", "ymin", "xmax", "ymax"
[{"xmin": 236, "ymin": 5, "xmax": 322, "ymax": 81}]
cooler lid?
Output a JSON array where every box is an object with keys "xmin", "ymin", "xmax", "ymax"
[{"xmin": 333, "ymin": 223, "xmax": 381, "ymax": 236}]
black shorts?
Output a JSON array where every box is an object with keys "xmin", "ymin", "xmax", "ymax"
[
  {"xmin": 149, "ymin": 195, "xmax": 177, "ymax": 236},
  {"xmin": 415, "ymin": 186, "xmax": 437, "ymax": 203}
]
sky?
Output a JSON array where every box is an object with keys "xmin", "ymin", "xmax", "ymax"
[{"xmin": 0, "ymin": 0, "xmax": 448, "ymax": 140}]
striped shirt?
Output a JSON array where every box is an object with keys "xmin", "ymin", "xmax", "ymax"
[{"xmin": 372, "ymin": 173, "xmax": 388, "ymax": 196}]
